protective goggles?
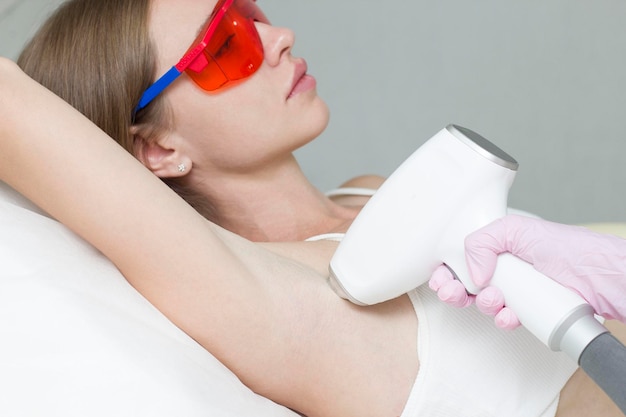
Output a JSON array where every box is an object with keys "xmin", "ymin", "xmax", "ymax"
[{"xmin": 134, "ymin": 0, "xmax": 268, "ymax": 114}]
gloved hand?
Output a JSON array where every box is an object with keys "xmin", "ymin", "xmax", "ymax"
[
  {"xmin": 430, "ymin": 214, "xmax": 626, "ymax": 328},
  {"xmin": 429, "ymin": 266, "xmax": 519, "ymax": 329}
]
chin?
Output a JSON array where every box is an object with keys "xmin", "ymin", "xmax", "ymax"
[
  {"xmin": 287, "ymin": 98, "xmax": 330, "ymax": 148},
  {"xmin": 310, "ymin": 99, "xmax": 331, "ymax": 134}
]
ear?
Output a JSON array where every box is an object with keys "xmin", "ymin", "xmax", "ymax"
[{"xmin": 130, "ymin": 125, "xmax": 192, "ymax": 178}]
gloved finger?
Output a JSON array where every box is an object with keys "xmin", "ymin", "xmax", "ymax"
[
  {"xmin": 437, "ymin": 279, "xmax": 475, "ymax": 308},
  {"xmin": 493, "ymin": 307, "xmax": 521, "ymax": 330},
  {"xmin": 475, "ymin": 286, "xmax": 505, "ymax": 316},
  {"xmin": 428, "ymin": 265, "xmax": 475, "ymax": 308},
  {"xmin": 428, "ymin": 265, "xmax": 455, "ymax": 291},
  {"xmin": 464, "ymin": 235, "xmax": 500, "ymax": 287}
]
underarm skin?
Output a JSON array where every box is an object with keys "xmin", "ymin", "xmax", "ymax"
[{"xmin": 0, "ymin": 58, "xmax": 418, "ymax": 417}]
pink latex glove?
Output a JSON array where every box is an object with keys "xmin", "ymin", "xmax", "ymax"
[
  {"xmin": 428, "ymin": 265, "xmax": 475, "ymax": 308},
  {"xmin": 431, "ymin": 214, "xmax": 626, "ymax": 329},
  {"xmin": 428, "ymin": 266, "xmax": 519, "ymax": 329}
]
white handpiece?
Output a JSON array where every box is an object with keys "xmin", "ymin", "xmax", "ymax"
[{"xmin": 328, "ymin": 125, "xmax": 607, "ymax": 359}]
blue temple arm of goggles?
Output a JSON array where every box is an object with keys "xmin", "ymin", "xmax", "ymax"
[{"xmin": 134, "ymin": 66, "xmax": 182, "ymax": 114}]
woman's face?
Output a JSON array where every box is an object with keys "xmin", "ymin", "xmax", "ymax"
[{"xmin": 148, "ymin": 0, "xmax": 330, "ymax": 172}]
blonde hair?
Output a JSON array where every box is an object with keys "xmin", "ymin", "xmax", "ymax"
[{"xmin": 18, "ymin": 0, "xmax": 215, "ymax": 218}]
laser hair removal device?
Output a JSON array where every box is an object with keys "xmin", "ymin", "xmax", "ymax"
[{"xmin": 328, "ymin": 125, "xmax": 626, "ymax": 413}]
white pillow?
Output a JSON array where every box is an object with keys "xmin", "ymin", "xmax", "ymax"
[{"xmin": 0, "ymin": 182, "xmax": 297, "ymax": 417}]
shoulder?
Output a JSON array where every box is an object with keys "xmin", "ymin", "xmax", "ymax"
[
  {"xmin": 339, "ymin": 174, "xmax": 386, "ymax": 190},
  {"xmin": 327, "ymin": 175, "xmax": 386, "ymax": 208}
]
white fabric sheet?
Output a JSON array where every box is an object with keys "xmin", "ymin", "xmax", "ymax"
[{"xmin": 0, "ymin": 182, "xmax": 296, "ymax": 416}]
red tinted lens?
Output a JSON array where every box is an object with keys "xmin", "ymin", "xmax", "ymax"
[{"xmin": 186, "ymin": 0, "xmax": 268, "ymax": 91}]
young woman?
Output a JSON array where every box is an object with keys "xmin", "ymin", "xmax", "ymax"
[
  {"xmin": 17, "ymin": 0, "xmax": 378, "ymax": 243},
  {"xmin": 6, "ymin": 0, "xmax": 626, "ymax": 415},
  {"xmin": 1, "ymin": 57, "xmax": 625, "ymax": 417}
]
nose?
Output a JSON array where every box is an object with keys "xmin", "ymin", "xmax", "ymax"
[{"xmin": 256, "ymin": 23, "xmax": 295, "ymax": 67}]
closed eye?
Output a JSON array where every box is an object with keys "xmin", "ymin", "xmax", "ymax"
[{"xmin": 214, "ymin": 34, "xmax": 235, "ymax": 58}]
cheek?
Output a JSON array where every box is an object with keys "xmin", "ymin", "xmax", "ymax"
[
  {"xmin": 170, "ymin": 67, "xmax": 289, "ymax": 138},
  {"xmin": 169, "ymin": 93, "xmax": 269, "ymax": 165},
  {"xmin": 168, "ymin": 82, "xmax": 241, "ymax": 135},
  {"xmin": 191, "ymin": 85, "xmax": 281, "ymax": 143},
  {"xmin": 167, "ymin": 76, "xmax": 330, "ymax": 166}
]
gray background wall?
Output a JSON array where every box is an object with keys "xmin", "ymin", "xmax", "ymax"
[{"xmin": 2, "ymin": 0, "xmax": 625, "ymax": 224}]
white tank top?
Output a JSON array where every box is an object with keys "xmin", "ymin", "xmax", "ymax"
[{"xmin": 401, "ymin": 286, "xmax": 576, "ymax": 417}]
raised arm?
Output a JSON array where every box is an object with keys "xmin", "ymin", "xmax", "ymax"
[
  {"xmin": 0, "ymin": 55, "xmax": 311, "ymax": 398},
  {"xmin": 0, "ymin": 58, "xmax": 417, "ymax": 416}
]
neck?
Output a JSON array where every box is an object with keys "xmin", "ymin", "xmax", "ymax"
[{"xmin": 186, "ymin": 156, "xmax": 360, "ymax": 242}]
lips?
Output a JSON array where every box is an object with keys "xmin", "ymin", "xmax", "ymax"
[{"xmin": 288, "ymin": 59, "xmax": 315, "ymax": 99}]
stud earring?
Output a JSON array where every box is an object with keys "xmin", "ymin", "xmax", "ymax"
[{"xmin": 177, "ymin": 163, "xmax": 186, "ymax": 173}]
